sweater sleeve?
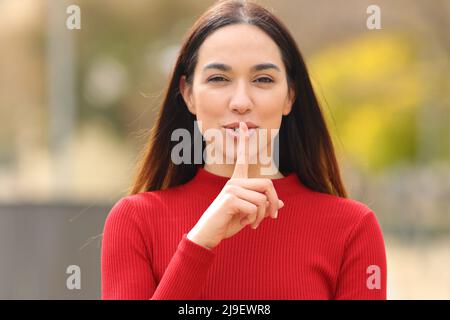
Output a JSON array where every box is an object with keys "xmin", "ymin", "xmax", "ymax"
[
  {"xmin": 101, "ymin": 197, "xmax": 216, "ymax": 300},
  {"xmin": 334, "ymin": 211, "xmax": 387, "ymax": 300}
]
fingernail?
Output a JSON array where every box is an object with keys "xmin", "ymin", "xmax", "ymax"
[
  {"xmin": 280, "ymin": 200, "xmax": 284, "ymax": 207},
  {"xmin": 275, "ymin": 210, "xmax": 278, "ymax": 218}
]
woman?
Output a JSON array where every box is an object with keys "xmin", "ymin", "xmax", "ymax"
[{"xmin": 101, "ymin": 0, "xmax": 387, "ymax": 300}]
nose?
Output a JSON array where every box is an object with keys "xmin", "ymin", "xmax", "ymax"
[{"xmin": 229, "ymin": 81, "xmax": 253, "ymax": 114}]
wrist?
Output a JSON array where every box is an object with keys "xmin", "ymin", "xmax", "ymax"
[{"xmin": 187, "ymin": 230, "xmax": 216, "ymax": 250}]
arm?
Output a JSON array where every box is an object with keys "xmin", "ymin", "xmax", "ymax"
[
  {"xmin": 101, "ymin": 198, "xmax": 216, "ymax": 300},
  {"xmin": 334, "ymin": 211, "xmax": 387, "ymax": 300}
]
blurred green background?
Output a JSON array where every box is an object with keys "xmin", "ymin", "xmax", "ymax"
[{"xmin": 0, "ymin": 0, "xmax": 449, "ymax": 299}]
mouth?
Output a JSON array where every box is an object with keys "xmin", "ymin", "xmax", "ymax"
[
  {"xmin": 223, "ymin": 122, "xmax": 258, "ymax": 139},
  {"xmin": 222, "ymin": 121, "xmax": 258, "ymax": 129}
]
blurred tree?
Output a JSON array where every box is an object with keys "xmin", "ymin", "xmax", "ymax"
[{"xmin": 309, "ymin": 32, "xmax": 449, "ymax": 172}]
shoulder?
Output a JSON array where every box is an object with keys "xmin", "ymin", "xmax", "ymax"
[
  {"xmin": 290, "ymin": 189, "xmax": 381, "ymax": 231},
  {"xmin": 104, "ymin": 196, "xmax": 141, "ymax": 229},
  {"xmin": 105, "ymin": 185, "xmax": 187, "ymax": 222},
  {"xmin": 113, "ymin": 183, "xmax": 187, "ymax": 210},
  {"xmin": 293, "ymin": 188, "xmax": 373, "ymax": 214},
  {"xmin": 292, "ymin": 191, "xmax": 386, "ymax": 256}
]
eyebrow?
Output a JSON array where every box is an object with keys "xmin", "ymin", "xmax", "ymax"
[{"xmin": 202, "ymin": 62, "xmax": 281, "ymax": 73}]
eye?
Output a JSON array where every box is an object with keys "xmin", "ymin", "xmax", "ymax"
[
  {"xmin": 208, "ymin": 76, "xmax": 228, "ymax": 82},
  {"xmin": 207, "ymin": 76, "xmax": 274, "ymax": 83},
  {"xmin": 255, "ymin": 77, "xmax": 274, "ymax": 83}
]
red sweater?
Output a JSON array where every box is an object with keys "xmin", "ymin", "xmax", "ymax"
[{"xmin": 101, "ymin": 167, "xmax": 387, "ymax": 300}]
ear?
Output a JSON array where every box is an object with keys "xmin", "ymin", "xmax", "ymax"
[
  {"xmin": 282, "ymin": 86, "xmax": 295, "ymax": 116},
  {"xmin": 179, "ymin": 75, "xmax": 196, "ymax": 115}
]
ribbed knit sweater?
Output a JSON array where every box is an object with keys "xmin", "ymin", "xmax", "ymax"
[{"xmin": 101, "ymin": 166, "xmax": 387, "ymax": 300}]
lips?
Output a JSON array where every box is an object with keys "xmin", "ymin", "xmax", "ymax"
[
  {"xmin": 222, "ymin": 121, "xmax": 258, "ymax": 129},
  {"xmin": 224, "ymin": 122, "xmax": 258, "ymax": 139}
]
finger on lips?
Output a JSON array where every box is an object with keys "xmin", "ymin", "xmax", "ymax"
[{"xmin": 230, "ymin": 122, "xmax": 283, "ymax": 227}]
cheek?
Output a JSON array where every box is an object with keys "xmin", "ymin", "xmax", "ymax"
[
  {"xmin": 256, "ymin": 98, "xmax": 284, "ymax": 127},
  {"xmin": 193, "ymin": 88, "xmax": 225, "ymax": 130}
]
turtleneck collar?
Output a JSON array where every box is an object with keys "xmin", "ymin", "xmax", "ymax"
[{"xmin": 185, "ymin": 165, "xmax": 311, "ymax": 199}]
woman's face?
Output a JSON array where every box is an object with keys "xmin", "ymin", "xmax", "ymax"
[{"xmin": 180, "ymin": 23, "xmax": 295, "ymax": 164}]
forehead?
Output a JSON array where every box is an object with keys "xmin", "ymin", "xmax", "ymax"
[{"xmin": 196, "ymin": 23, "xmax": 284, "ymax": 71}]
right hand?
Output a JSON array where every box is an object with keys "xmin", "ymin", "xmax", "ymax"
[{"xmin": 187, "ymin": 121, "xmax": 284, "ymax": 250}]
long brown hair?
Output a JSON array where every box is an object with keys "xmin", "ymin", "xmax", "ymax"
[{"xmin": 129, "ymin": 0, "xmax": 347, "ymax": 198}]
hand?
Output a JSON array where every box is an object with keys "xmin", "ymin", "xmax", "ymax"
[{"xmin": 187, "ymin": 121, "xmax": 284, "ymax": 250}]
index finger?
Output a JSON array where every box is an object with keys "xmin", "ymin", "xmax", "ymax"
[{"xmin": 232, "ymin": 122, "xmax": 249, "ymax": 179}]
